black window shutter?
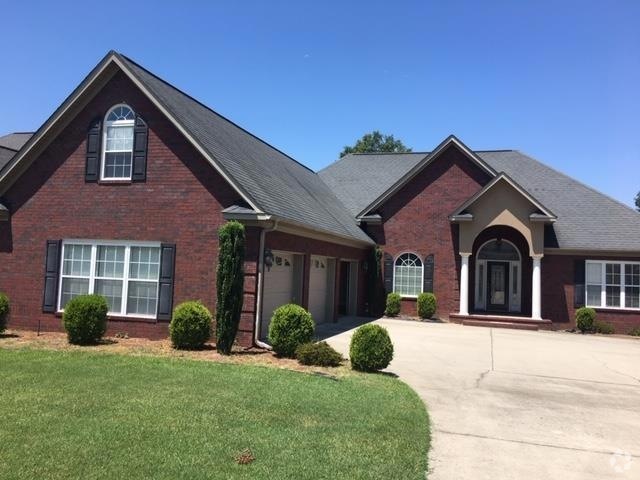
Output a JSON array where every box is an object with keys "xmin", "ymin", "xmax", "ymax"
[
  {"xmin": 573, "ymin": 259, "xmax": 586, "ymax": 308},
  {"xmin": 85, "ymin": 118, "xmax": 101, "ymax": 182},
  {"xmin": 383, "ymin": 252, "xmax": 394, "ymax": 293},
  {"xmin": 132, "ymin": 115, "xmax": 148, "ymax": 182},
  {"xmin": 424, "ymin": 254, "xmax": 435, "ymax": 293},
  {"xmin": 157, "ymin": 243, "xmax": 176, "ymax": 321},
  {"xmin": 42, "ymin": 240, "xmax": 62, "ymax": 313}
]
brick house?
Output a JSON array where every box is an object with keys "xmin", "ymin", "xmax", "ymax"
[{"xmin": 1, "ymin": 51, "xmax": 639, "ymax": 346}]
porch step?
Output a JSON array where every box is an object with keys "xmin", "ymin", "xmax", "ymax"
[
  {"xmin": 449, "ymin": 313, "xmax": 553, "ymax": 331},
  {"xmin": 461, "ymin": 319, "xmax": 539, "ymax": 331}
]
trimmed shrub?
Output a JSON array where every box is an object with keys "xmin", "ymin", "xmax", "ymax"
[
  {"xmin": 62, "ymin": 294, "xmax": 108, "ymax": 345},
  {"xmin": 349, "ymin": 324, "xmax": 394, "ymax": 372},
  {"xmin": 417, "ymin": 292, "xmax": 436, "ymax": 319},
  {"xmin": 0, "ymin": 292, "xmax": 9, "ymax": 334},
  {"xmin": 268, "ymin": 304, "xmax": 314, "ymax": 357},
  {"xmin": 385, "ymin": 292, "xmax": 401, "ymax": 317},
  {"xmin": 576, "ymin": 307, "xmax": 596, "ymax": 333},
  {"xmin": 215, "ymin": 221, "xmax": 246, "ymax": 355},
  {"xmin": 629, "ymin": 327, "xmax": 640, "ymax": 337},
  {"xmin": 170, "ymin": 301, "xmax": 212, "ymax": 350},
  {"xmin": 296, "ymin": 341, "xmax": 343, "ymax": 367},
  {"xmin": 594, "ymin": 320, "xmax": 614, "ymax": 335}
]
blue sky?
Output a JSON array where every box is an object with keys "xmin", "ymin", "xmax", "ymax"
[{"xmin": 1, "ymin": 1, "xmax": 638, "ymax": 206}]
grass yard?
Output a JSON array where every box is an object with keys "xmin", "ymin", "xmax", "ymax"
[{"xmin": 0, "ymin": 348, "xmax": 429, "ymax": 479}]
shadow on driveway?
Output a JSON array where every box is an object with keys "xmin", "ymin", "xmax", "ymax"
[{"xmin": 314, "ymin": 316, "xmax": 374, "ymax": 341}]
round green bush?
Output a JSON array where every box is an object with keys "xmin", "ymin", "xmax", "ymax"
[
  {"xmin": 349, "ymin": 324, "xmax": 394, "ymax": 372},
  {"xmin": 268, "ymin": 304, "xmax": 314, "ymax": 357},
  {"xmin": 576, "ymin": 307, "xmax": 596, "ymax": 333},
  {"xmin": 62, "ymin": 294, "xmax": 108, "ymax": 345},
  {"xmin": 296, "ymin": 341, "xmax": 343, "ymax": 367},
  {"xmin": 385, "ymin": 292, "xmax": 401, "ymax": 317},
  {"xmin": 417, "ymin": 292, "xmax": 436, "ymax": 319},
  {"xmin": 0, "ymin": 292, "xmax": 9, "ymax": 333},
  {"xmin": 170, "ymin": 301, "xmax": 212, "ymax": 350}
]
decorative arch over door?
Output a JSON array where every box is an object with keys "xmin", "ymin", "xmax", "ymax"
[{"xmin": 474, "ymin": 238, "xmax": 522, "ymax": 313}]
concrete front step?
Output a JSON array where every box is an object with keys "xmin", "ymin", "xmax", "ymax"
[
  {"xmin": 449, "ymin": 313, "xmax": 554, "ymax": 331},
  {"xmin": 461, "ymin": 319, "xmax": 539, "ymax": 331}
]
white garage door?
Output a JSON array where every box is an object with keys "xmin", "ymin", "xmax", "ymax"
[
  {"xmin": 309, "ymin": 256, "xmax": 331, "ymax": 324},
  {"xmin": 261, "ymin": 252, "xmax": 295, "ymax": 339}
]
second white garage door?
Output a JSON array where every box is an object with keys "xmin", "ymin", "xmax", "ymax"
[{"xmin": 308, "ymin": 256, "xmax": 335, "ymax": 324}]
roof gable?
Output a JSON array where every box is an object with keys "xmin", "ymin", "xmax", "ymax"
[
  {"xmin": 450, "ymin": 172, "xmax": 556, "ymax": 221},
  {"xmin": 353, "ymin": 135, "xmax": 496, "ymax": 217},
  {"xmin": 0, "ymin": 51, "xmax": 372, "ymax": 245}
]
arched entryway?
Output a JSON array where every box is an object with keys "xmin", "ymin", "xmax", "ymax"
[
  {"xmin": 469, "ymin": 226, "xmax": 533, "ymax": 317},
  {"xmin": 475, "ymin": 239, "xmax": 521, "ymax": 313}
]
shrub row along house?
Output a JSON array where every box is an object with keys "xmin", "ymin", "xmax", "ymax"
[{"xmin": 1, "ymin": 51, "xmax": 639, "ymax": 346}]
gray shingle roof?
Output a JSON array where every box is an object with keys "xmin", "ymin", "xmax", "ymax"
[
  {"xmin": 0, "ymin": 147, "xmax": 16, "ymax": 173},
  {"xmin": 318, "ymin": 152, "xmax": 429, "ymax": 216},
  {"xmin": 0, "ymin": 132, "xmax": 33, "ymax": 151},
  {"xmin": 118, "ymin": 54, "xmax": 372, "ymax": 245},
  {"xmin": 319, "ymin": 150, "xmax": 640, "ymax": 251}
]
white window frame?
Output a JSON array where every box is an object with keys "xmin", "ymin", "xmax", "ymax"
[
  {"xmin": 392, "ymin": 252, "xmax": 423, "ymax": 298},
  {"xmin": 57, "ymin": 239, "xmax": 161, "ymax": 319},
  {"xmin": 585, "ymin": 260, "xmax": 640, "ymax": 310},
  {"xmin": 101, "ymin": 104, "xmax": 135, "ymax": 181}
]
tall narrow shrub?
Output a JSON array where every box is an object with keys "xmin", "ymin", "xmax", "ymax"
[{"xmin": 216, "ymin": 221, "xmax": 246, "ymax": 354}]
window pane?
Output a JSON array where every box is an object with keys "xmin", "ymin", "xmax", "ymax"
[
  {"xmin": 62, "ymin": 244, "xmax": 92, "ymax": 276},
  {"xmin": 586, "ymin": 285, "xmax": 601, "ymax": 306},
  {"xmin": 129, "ymin": 247, "xmax": 161, "ymax": 280},
  {"xmin": 605, "ymin": 263, "xmax": 621, "ymax": 285},
  {"xmin": 586, "ymin": 263, "xmax": 602, "ymax": 284},
  {"xmin": 127, "ymin": 281, "xmax": 158, "ymax": 315},
  {"xmin": 625, "ymin": 264, "xmax": 640, "ymax": 287},
  {"xmin": 394, "ymin": 253, "xmax": 422, "ymax": 296},
  {"xmin": 106, "ymin": 106, "xmax": 135, "ymax": 122},
  {"xmin": 106, "ymin": 125, "xmax": 134, "ymax": 151},
  {"xmin": 96, "ymin": 246, "xmax": 125, "ymax": 278},
  {"xmin": 95, "ymin": 279, "xmax": 123, "ymax": 313},
  {"xmin": 512, "ymin": 265, "xmax": 518, "ymax": 294},
  {"xmin": 606, "ymin": 286, "xmax": 620, "ymax": 307},
  {"xmin": 60, "ymin": 278, "xmax": 90, "ymax": 308},
  {"xmin": 104, "ymin": 152, "xmax": 132, "ymax": 178},
  {"xmin": 625, "ymin": 286, "xmax": 640, "ymax": 309}
]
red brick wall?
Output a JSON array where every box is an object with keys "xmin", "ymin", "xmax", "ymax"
[
  {"xmin": 0, "ymin": 71, "xmax": 258, "ymax": 345},
  {"xmin": 366, "ymin": 145, "xmax": 491, "ymax": 316},
  {"xmin": 543, "ymin": 254, "xmax": 640, "ymax": 334}
]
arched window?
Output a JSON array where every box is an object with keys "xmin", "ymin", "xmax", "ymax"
[
  {"xmin": 477, "ymin": 239, "xmax": 520, "ymax": 261},
  {"xmin": 393, "ymin": 253, "xmax": 423, "ymax": 297},
  {"xmin": 102, "ymin": 104, "xmax": 135, "ymax": 180}
]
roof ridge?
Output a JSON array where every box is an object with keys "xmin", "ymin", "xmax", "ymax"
[
  {"xmin": 515, "ymin": 149, "xmax": 640, "ymax": 216},
  {"xmin": 117, "ymin": 52, "xmax": 315, "ymax": 175}
]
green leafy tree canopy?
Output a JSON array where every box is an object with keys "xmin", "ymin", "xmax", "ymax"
[
  {"xmin": 340, "ymin": 131, "xmax": 411, "ymax": 158},
  {"xmin": 635, "ymin": 191, "xmax": 640, "ymax": 212}
]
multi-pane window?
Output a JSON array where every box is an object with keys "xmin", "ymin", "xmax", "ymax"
[
  {"xmin": 102, "ymin": 105, "xmax": 135, "ymax": 180},
  {"xmin": 585, "ymin": 260, "xmax": 640, "ymax": 310},
  {"xmin": 393, "ymin": 253, "xmax": 423, "ymax": 297},
  {"xmin": 58, "ymin": 241, "xmax": 160, "ymax": 317}
]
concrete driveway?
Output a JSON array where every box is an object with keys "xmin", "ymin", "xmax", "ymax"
[{"xmin": 323, "ymin": 319, "xmax": 640, "ymax": 480}]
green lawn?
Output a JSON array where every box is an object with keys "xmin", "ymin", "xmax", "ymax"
[{"xmin": 0, "ymin": 348, "xmax": 429, "ymax": 479}]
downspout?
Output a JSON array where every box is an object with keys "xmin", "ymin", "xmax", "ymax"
[{"xmin": 254, "ymin": 219, "xmax": 279, "ymax": 349}]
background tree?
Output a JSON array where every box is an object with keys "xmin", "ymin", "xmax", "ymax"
[
  {"xmin": 635, "ymin": 191, "xmax": 640, "ymax": 212},
  {"xmin": 340, "ymin": 131, "xmax": 411, "ymax": 158},
  {"xmin": 215, "ymin": 221, "xmax": 245, "ymax": 355}
]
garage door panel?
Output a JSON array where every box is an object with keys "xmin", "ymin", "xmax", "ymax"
[{"xmin": 261, "ymin": 252, "xmax": 295, "ymax": 339}]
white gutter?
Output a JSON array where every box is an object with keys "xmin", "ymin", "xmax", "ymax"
[{"xmin": 254, "ymin": 220, "xmax": 279, "ymax": 349}]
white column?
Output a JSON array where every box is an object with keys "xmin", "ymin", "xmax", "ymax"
[
  {"xmin": 459, "ymin": 253, "xmax": 471, "ymax": 315},
  {"xmin": 531, "ymin": 254, "xmax": 543, "ymax": 320}
]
